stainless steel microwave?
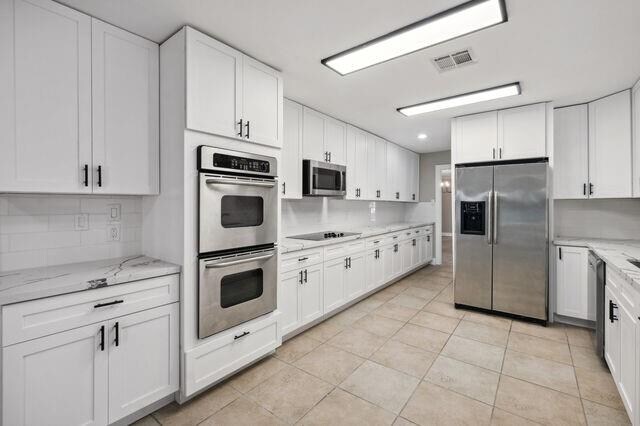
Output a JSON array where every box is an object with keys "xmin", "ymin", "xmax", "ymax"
[{"xmin": 302, "ymin": 159, "xmax": 346, "ymax": 196}]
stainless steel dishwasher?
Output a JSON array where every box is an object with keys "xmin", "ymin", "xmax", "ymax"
[{"xmin": 589, "ymin": 251, "xmax": 605, "ymax": 358}]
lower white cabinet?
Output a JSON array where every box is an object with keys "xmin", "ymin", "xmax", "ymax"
[
  {"xmin": 323, "ymin": 257, "xmax": 347, "ymax": 313},
  {"xmin": 366, "ymin": 245, "xmax": 386, "ymax": 291},
  {"xmin": 555, "ymin": 245, "xmax": 592, "ymax": 320},
  {"xmin": 344, "ymin": 252, "xmax": 366, "ymax": 301},
  {"xmin": 280, "ymin": 264, "xmax": 323, "ymax": 335}
]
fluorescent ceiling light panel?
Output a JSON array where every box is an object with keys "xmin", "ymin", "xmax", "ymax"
[
  {"xmin": 322, "ymin": 0, "xmax": 507, "ymax": 75},
  {"xmin": 417, "ymin": 133, "xmax": 428, "ymax": 139},
  {"xmin": 397, "ymin": 82, "xmax": 521, "ymax": 116}
]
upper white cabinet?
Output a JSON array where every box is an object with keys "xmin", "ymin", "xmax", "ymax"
[
  {"xmin": 555, "ymin": 245, "xmax": 591, "ymax": 320},
  {"xmin": 282, "ymin": 99, "xmax": 303, "ymax": 199},
  {"xmin": 588, "ymin": 90, "xmax": 632, "ymax": 198},
  {"xmin": 346, "ymin": 125, "xmax": 368, "ymax": 199},
  {"xmin": 452, "ymin": 104, "xmax": 548, "ymax": 164},
  {"xmin": 633, "ymin": 80, "xmax": 640, "ymax": 197},
  {"xmin": 554, "ymin": 105, "xmax": 589, "ymax": 199},
  {"xmin": 0, "ymin": 0, "xmax": 159, "ymax": 195},
  {"xmin": 184, "ymin": 27, "xmax": 283, "ymax": 147},
  {"xmin": 302, "ymin": 107, "xmax": 346, "ymax": 164},
  {"xmin": 367, "ymin": 135, "xmax": 388, "ymax": 200}
]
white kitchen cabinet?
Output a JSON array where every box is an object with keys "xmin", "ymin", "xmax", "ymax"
[
  {"xmin": 385, "ymin": 241, "xmax": 402, "ymax": 279},
  {"xmin": 3, "ymin": 322, "xmax": 108, "ymax": 426},
  {"xmin": 280, "ymin": 263, "xmax": 324, "ymax": 337},
  {"xmin": 619, "ymin": 300, "xmax": 637, "ymax": 420},
  {"xmin": 346, "ymin": 125, "xmax": 369, "ymax": 199},
  {"xmin": 280, "ymin": 269, "xmax": 302, "ymax": 335},
  {"xmin": 555, "ymin": 246, "xmax": 590, "ymax": 320},
  {"xmin": 0, "ymin": 0, "xmax": 92, "ymax": 193},
  {"xmin": 323, "ymin": 257, "xmax": 347, "ymax": 313},
  {"xmin": 366, "ymin": 246, "xmax": 386, "ymax": 291},
  {"xmin": 554, "ymin": 105, "xmax": 589, "ymax": 199},
  {"xmin": 282, "ymin": 99, "xmax": 303, "ymax": 199},
  {"xmin": 345, "ymin": 252, "xmax": 366, "ymax": 301},
  {"xmin": 369, "ymin": 136, "xmax": 388, "ymax": 200},
  {"xmin": 605, "ymin": 276, "xmax": 621, "ymax": 382},
  {"xmin": 386, "ymin": 143, "xmax": 402, "ymax": 201},
  {"xmin": 408, "ymin": 152, "xmax": 419, "ymax": 201},
  {"xmin": 325, "ymin": 117, "xmax": 347, "ymax": 165},
  {"xmin": 497, "ymin": 103, "xmax": 547, "ymax": 160},
  {"xmin": 632, "ymin": 79, "xmax": 640, "ymax": 197},
  {"xmin": 400, "ymin": 238, "xmax": 413, "ymax": 272},
  {"xmin": 92, "ymin": 19, "xmax": 159, "ymax": 195},
  {"xmin": 453, "ymin": 111, "xmax": 497, "ymax": 164},
  {"xmin": 302, "ymin": 107, "xmax": 346, "ymax": 164},
  {"xmin": 588, "ymin": 90, "xmax": 632, "ymax": 198},
  {"xmin": 300, "ymin": 264, "xmax": 324, "ymax": 325}
]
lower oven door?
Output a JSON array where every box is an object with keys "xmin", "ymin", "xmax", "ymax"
[{"xmin": 199, "ymin": 247, "xmax": 277, "ymax": 339}]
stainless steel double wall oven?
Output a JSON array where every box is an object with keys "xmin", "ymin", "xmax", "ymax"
[{"xmin": 198, "ymin": 146, "xmax": 278, "ymax": 339}]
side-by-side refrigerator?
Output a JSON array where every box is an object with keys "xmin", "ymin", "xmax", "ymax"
[{"xmin": 454, "ymin": 159, "xmax": 548, "ymax": 321}]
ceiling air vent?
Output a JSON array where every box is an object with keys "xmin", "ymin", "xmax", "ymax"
[{"xmin": 432, "ymin": 49, "xmax": 475, "ymax": 72}]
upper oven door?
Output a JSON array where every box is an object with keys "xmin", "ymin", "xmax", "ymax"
[
  {"xmin": 199, "ymin": 173, "xmax": 278, "ymax": 254},
  {"xmin": 303, "ymin": 160, "xmax": 346, "ymax": 196}
]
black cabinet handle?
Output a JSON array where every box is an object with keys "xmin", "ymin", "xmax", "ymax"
[
  {"xmin": 348, "ymin": 257, "xmax": 352, "ymax": 268},
  {"xmin": 412, "ymin": 239, "xmax": 416, "ymax": 246},
  {"xmin": 97, "ymin": 166, "xmax": 103, "ymax": 187},
  {"xmin": 589, "ymin": 183, "xmax": 594, "ymax": 196},
  {"xmin": 583, "ymin": 183, "xmax": 586, "ymax": 196},
  {"xmin": 114, "ymin": 322, "xmax": 120, "ymax": 347},
  {"xmin": 94, "ymin": 299, "xmax": 124, "ymax": 309},
  {"xmin": 345, "ymin": 257, "xmax": 348, "ymax": 269},
  {"xmin": 99, "ymin": 325, "xmax": 105, "ymax": 351},
  {"xmin": 282, "ymin": 182, "xmax": 286, "ymax": 195},
  {"xmin": 237, "ymin": 119, "xmax": 244, "ymax": 137},
  {"xmin": 245, "ymin": 120, "xmax": 250, "ymax": 139},
  {"xmin": 234, "ymin": 331, "xmax": 250, "ymax": 340},
  {"xmin": 609, "ymin": 300, "xmax": 619, "ymax": 323},
  {"xmin": 492, "ymin": 148, "xmax": 496, "ymax": 159},
  {"xmin": 298, "ymin": 257, "xmax": 308, "ymax": 262},
  {"xmin": 299, "ymin": 270, "xmax": 303, "ymax": 284},
  {"xmin": 83, "ymin": 164, "xmax": 89, "ymax": 187},
  {"xmin": 304, "ymin": 269, "xmax": 308, "ymax": 283},
  {"xmin": 328, "ymin": 152, "xmax": 332, "ymax": 162},
  {"xmin": 499, "ymin": 148, "xmax": 502, "ymax": 159}
]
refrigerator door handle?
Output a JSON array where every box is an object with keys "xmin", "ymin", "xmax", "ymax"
[
  {"xmin": 487, "ymin": 192, "xmax": 493, "ymax": 245},
  {"xmin": 493, "ymin": 191, "xmax": 498, "ymax": 244}
]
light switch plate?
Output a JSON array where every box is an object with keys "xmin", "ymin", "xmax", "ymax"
[
  {"xmin": 107, "ymin": 224, "xmax": 121, "ymax": 242},
  {"xmin": 108, "ymin": 203, "xmax": 121, "ymax": 222},
  {"xmin": 74, "ymin": 214, "xmax": 89, "ymax": 231}
]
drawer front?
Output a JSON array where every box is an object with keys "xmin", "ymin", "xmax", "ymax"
[
  {"xmin": 366, "ymin": 236, "xmax": 388, "ymax": 249},
  {"xmin": 2, "ymin": 274, "xmax": 179, "ymax": 346},
  {"xmin": 184, "ymin": 312, "xmax": 280, "ymax": 396},
  {"xmin": 281, "ymin": 248, "xmax": 323, "ymax": 273},
  {"xmin": 619, "ymin": 276, "xmax": 639, "ymax": 311},
  {"xmin": 345, "ymin": 240, "xmax": 366, "ymax": 254},
  {"xmin": 400, "ymin": 230, "xmax": 415, "ymax": 241},
  {"xmin": 324, "ymin": 243, "xmax": 348, "ymax": 261}
]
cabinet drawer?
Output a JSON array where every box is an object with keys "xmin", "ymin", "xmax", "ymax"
[
  {"xmin": 324, "ymin": 240, "xmax": 366, "ymax": 261},
  {"xmin": 281, "ymin": 248, "xmax": 323, "ymax": 273},
  {"xmin": 619, "ymin": 276, "xmax": 639, "ymax": 311},
  {"xmin": 2, "ymin": 274, "xmax": 179, "ymax": 346},
  {"xmin": 184, "ymin": 312, "xmax": 280, "ymax": 396},
  {"xmin": 400, "ymin": 230, "xmax": 416, "ymax": 241},
  {"xmin": 366, "ymin": 235, "xmax": 389, "ymax": 249}
]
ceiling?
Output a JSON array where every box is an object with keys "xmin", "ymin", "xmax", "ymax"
[{"xmin": 57, "ymin": 0, "xmax": 640, "ymax": 153}]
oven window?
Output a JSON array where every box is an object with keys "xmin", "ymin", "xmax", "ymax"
[
  {"xmin": 221, "ymin": 196, "xmax": 264, "ymax": 228},
  {"xmin": 220, "ymin": 269, "xmax": 264, "ymax": 308},
  {"xmin": 314, "ymin": 168, "xmax": 341, "ymax": 190}
]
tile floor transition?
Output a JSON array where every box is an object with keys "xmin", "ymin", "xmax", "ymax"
[{"xmin": 136, "ymin": 238, "xmax": 630, "ymax": 426}]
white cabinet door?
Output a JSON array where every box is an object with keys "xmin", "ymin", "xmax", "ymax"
[
  {"xmin": 632, "ymin": 80, "xmax": 640, "ymax": 197},
  {"xmin": 365, "ymin": 134, "xmax": 378, "ymax": 199},
  {"xmin": 497, "ymin": 103, "xmax": 547, "ymax": 160},
  {"xmin": 604, "ymin": 286, "xmax": 621, "ymax": 382},
  {"xmin": 345, "ymin": 252, "xmax": 366, "ymax": 301},
  {"xmin": 382, "ymin": 244, "xmax": 396, "ymax": 282},
  {"xmin": 391, "ymin": 242, "xmax": 403, "ymax": 277},
  {"xmin": 400, "ymin": 239, "xmax": 413, "ymax": 273},
  {"xmin": 280, "ymin": 269, "xmax": 301, "ymax": 335},
  {"xmin": 618, "ymin": 301, "xmax": 637, "ymax": 419},
  {"xmin": 302, "ymin": 107, "xmax": 326, "ymax": 162},
  {"xmin": 555, "ymin": 246, "xmax": 589, "ymax": 320},
  {"xmin": 366, "ymin": 247, "xmax": 385, "ymax": 291},
  {"xmin": 346, "ymin": 126, "xmax": 368, "ymax": 200},
  {"xmin": 454, "ymin": 111, "xmax": 497, "ymax": 164},
  {"xmin": 323, "ymin": 257, "xmax": 346, "ymax": 313},
  {"xmin": 242, "ymin": 55, "xmax": 283, "ymax": 147},
  {"xmin": 386, "ymin": 143, "xmax": 400, "ymax": 201},
  {"xmin": 325, "ymin": 118, "xmax": 347, "ymax": 165},
  {"xmin": 553, "ymin": 105, "xmax": 589, "ymax": 199},
  {"xmin": 588, "ymin": 90, "xmax": 632, "ymax": 198},
  {"xmin": 3, "ymin": 322, "xmax": 108, "ymax": 426},
  {"xmin": 0, "ymin": 0, "xmax": 92, "ymax": 193},
  {"xmin": 409, "ymin": 152, "xmax": 419, "ymax": 202},
  {"xmin": 282, "ymin": 99, "xmax": 303, "ymax": 199},
  {"xmin": 108, "ymin": 303, "xmax": 179, "ymax": 423},
  {"xmin": 186, "ymin": 27, "xmax": 242, "ymax": 139},
  {"xmin": 300, "ymin": 264, "xmax": 323, "ymax": 325},
  {"xmin": 374, "ymin": 137, "xmax": 388, "ymax": 200},
  {"xmin": 92, "ymin": 19, "xmax": 159, "ymax": 195}
]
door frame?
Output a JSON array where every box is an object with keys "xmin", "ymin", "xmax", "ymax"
[{"xmin": 434, "ymin": 163, "xmax": 451, "ymax": 265}]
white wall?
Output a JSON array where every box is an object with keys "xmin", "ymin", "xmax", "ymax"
[
  {"xmin": 554, "ymin": 199, "xmax": 640, "ymax": 239},
  {"xmin": 0, "ymin": 195, "xmax": 142, "ymax": 271}
]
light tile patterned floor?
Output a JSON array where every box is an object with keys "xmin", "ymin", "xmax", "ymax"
[{"xmin": 136, "ymin": 238, "xmax": 630, "ymax": 425}]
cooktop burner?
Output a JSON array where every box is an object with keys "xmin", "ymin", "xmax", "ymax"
[{"xmin": 288, "ymin": 231, "xmax": 361, "ymax": 241}]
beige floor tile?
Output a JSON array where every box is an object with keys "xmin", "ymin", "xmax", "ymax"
[
  {"xmin": 228, "ymin": 356, "xmax": 288, "ymax": 393},
  {"xmin": 327, "ymin": 306, "xmax": 368, "ymax": 328},
  {"xmin": 294, "ymin": 344, "xmax": 365, "ymax": 385},
  {"xmin": 454, "ymin": 320, "xmax": 509, "ymax": 347},
  {"xmin": 410, "ymin": 279, "xmax": 450, "ymax": 292},
  {"xmin": 422, "ymin": 301, "xmax": 466, "ymax": 319},
  {"xmin": 425, "ymin": 356, "xmax": 500, "ymax": 404},
  {"xmin": 511, "ymin": 321, "xmax": 567, "ymax": 343},
  {"xmin": 299, "ymin": 388, "xmax": 396, "ymax": 426},
  {"xmin": 508, "ymin": 332, "xmax": 572, "ymax": 365},
  {"xmin": 199, "ymin": 396, "xmax": 285, "ymax": 426},
  {"xmin": 393, "ymin": 417, "xmax": 418, "ymax": 426},
  {"xmin": 422, "ymin": 275, "xmax": 453, "ymax": 287},
  {"xmin": 378, "ymin": 284, "xmax": 405, "ymax": 297},
  {"xmin": 410, "ymin": 311, "xmax": 460, "ymax": 334},
  {"xmin": 355, "ymin": 296, "xmax": 387, "ymax": 312},
  {"xmin": 570, "ymin": 345, "xmax": 609, "ymax": 372},
  {"xmin": 153, "ymin": 382, "xmax": 239, "ymax": 426},
  {"xmin": 441, "ymin": 336, "xmax": 505, "ymax": 372},
  {"xmin": 463, "ymin": 311, "xmax": 512, "ymax": 331},
  {"xmin": 369, "ymin": 289, "xmax": 399, "ymax": 303},
  {"xmin": 390, "ymin": 279, "xmax": 412, "ymax": 291},
  {"xmin": 275, "ymin": 334, "xmax": 321, "ymax": 363},
  {"xmin": 389, "ymin": 293, "xmax": 429, "ymax": 310},
  {"xmin": 401, "ymin": 382, "xmax": 493, "ymax": 426},
  {"xmin": 303, "ymin": 320, "xmax": 343, "ymax": 342},
  {"xmin": 340, "ymin": 360, "xmax": 419, "ymax": 414},
  {"xmin": 435, "ymin": 286, "xmax": 454, "ymax": 303},
  {"xmin": 403, "ymin": 286, "xmax": 439, "ymax": 301},
  {"xmin": 501, "ymin": 350, "xmax": 579, "ymax": 396},
  {"xmin": 565, "ymin": 326, "xmax": 595, "ymax": 348},
  {"xmin": 575, "ymin": 367, "xmax": 625, "ymax": 409},
  {"xmin": 392, "ymin": 323, "xmax": 450, "ymax": 352},
  {"xmin": 352, "ymin": 313, "xmax": 405, "ymax": 337},
  {"xmin": 582, "ymin": 399, "xmax": 631, "ymax": 426},
  {"xmin": 490, "ymin": 408, "xmax": 540, "ymax": 425},
  {"xmin": 132, "ymin": 416, "xmax": 160, "ymax": 426},
  {"xmin": 374, "ymin": 302, "xmax": 419, "ymax": 322},
  {"xmin": 247, "ymin": 365, "xmax": 333, "ymax": 424},
  {"xmin": 328, "ymin": 327, "xmax": 387, "ymax": 358},
  {"xmin": 371, "ymin": 339, "xmax": 437, "ymax": 378},
  {"xmin": 494, "ymin": 375, "xmax": 586, "ymax": 426}
]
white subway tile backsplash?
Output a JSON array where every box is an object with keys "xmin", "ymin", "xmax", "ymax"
[
  {"xmin": 0, "ymin": 198, "xmax": 8, "ymax": 216},
  {"xmin": 0, "ymin": 235, "xmax": 8, "ymax": 253},
  {"xmin": 0, "ymin": 216, "xmax": 49, "ymax": 234},
  {"xmin": 9, "ymin": 231, "xmax": 81, "ymax": 252},
  {"xmin": 0, "ymin": 250, "xmax": 48, "ymax": 271},
  {"xmin": 46, "ymin": 245, "xmax": 112, "ymax": 266},
  {"xmin": 48, "ymin": 215, "xmax": 77, "ymax": 231},
  {"xmin": 554, "ymin": 199, "xmax": 640, "ymax": 240}
]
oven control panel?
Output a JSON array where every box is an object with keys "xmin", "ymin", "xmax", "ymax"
[
  {"xmin": 213, "ymin": 153, "xmax": 270, "ymax": 174},
  {"xmin": 198, "ymin": 145, "xmax": 277, "ymax": 178}
]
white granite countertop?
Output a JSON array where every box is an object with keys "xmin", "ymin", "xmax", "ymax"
[
  {"xmin": 281, "ymin": 222, "xmax": 435, "ymax": 253},
  {"xmin": 0, "ymin": 255, "xmax": 180, "ymax": 306},
  {"xmin": 554, "ymin": 237, "xmax": 640, "ymax": 292}
]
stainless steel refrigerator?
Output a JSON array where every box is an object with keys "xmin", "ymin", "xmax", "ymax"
[{"xmin": 454, "ymin": 160, "xmax": 548, "ymax": 321}]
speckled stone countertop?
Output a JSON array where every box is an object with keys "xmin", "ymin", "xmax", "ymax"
[
  {"xmin": 0, "ymin": 255, "xmax": 180, "ymax": 306},
  {"xmin": 554, "ymin": 237, "xmax": 640, "ymax": 292},
  {"xmin": 281, "ymin": 222, "xmax": 435, "ymax": 254}
]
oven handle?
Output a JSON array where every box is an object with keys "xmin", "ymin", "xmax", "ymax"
[
  {"xmin": 204, "ymin": 252, "xmax": 276, "ymax": 268},
  {"xmin": 205, "ymin": 177, "xmax": 276, "ymax": 188}
]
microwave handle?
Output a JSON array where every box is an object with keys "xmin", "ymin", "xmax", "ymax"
[
  {"xmin": 339, "ymin": 171, "xmax": 346, "ymax": 191},
  {"xmin": 206, "ymin": 177, "xmax": 275, "ymax": 188},
  {"xmin": 205, "ymin": 252, "xmax": 275, "ymax": 268}
]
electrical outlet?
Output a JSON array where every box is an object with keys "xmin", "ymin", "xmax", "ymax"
[
  {"xmin": 108, "ymin": 203, "xmax": 121, "ymax": 222},
  {"xmin": 107, "ymin": 224, "xmax": 121, "ymax": 242},
  {"xmin": 74, "ymin": 214, "xmax": 89, "ymax": 231}
]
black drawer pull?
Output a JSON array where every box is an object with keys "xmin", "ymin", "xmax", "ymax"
[
  {"xmin": 114, "ymin": 322, "xmax": 120, "ymax": 346},
  {"xmin": 234, "ymin": 331, "xmax": 250, "ymax": 340},
  {"xmin": 298, "ymin": 257, "xmax": 309, "ymax": 262},
  {"xmin": 99, "ymin": 325, "xmax": 105, "ymax": 351},
  {"xmin": 94, "ymin": 299, "xmax": 124, "ymax": 309}
]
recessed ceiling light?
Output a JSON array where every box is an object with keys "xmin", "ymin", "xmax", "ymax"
[
  {"xmin": 418, "ymin": 133, "xmax": 428, "ymax": 140},
  {"xmin": 321, "ymin": 0, "xmax": 508, "ymax": 76},
  {"xmin": 397, "ymin": 82, "xmax": 521, "ymax": 116}
]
